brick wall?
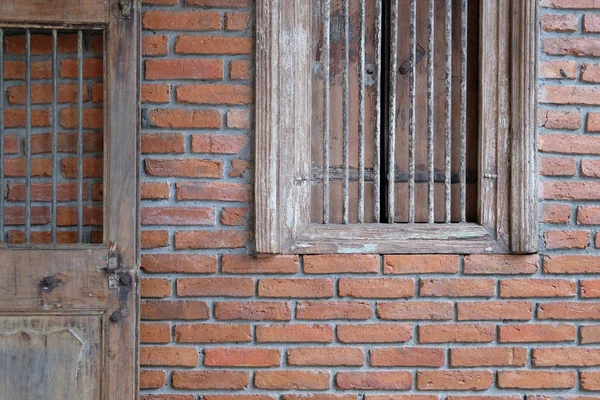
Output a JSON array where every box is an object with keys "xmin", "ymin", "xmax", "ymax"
[{"xmin": 139, "ymin": 0, "xmax": 600, "ymax": 398}]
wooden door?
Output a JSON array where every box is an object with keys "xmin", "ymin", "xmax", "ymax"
[{"xmin": 0, "ymin": 1, "xmax": 140, "ymax": 399}]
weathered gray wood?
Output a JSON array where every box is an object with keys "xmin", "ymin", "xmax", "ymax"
[
  {"xmin": 510, "ymin": 0, "xmax": 538, "ymax": 253},
  {"xmin": 0, "ymin": 0, "xmax": 109, "ymax": 26}
]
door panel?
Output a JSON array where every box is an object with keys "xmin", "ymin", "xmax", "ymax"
[{"xmin": 0, "ymin": 314, "xmax": 102, "ymax": 400}]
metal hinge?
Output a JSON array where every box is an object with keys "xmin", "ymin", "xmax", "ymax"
[
  {"xmin": 119, "ymin": 0, "xmax": 132, "ymax": 19},
  {"xmin": 106, "ymin": 251, "xmax": 132, "ymax": 290}
]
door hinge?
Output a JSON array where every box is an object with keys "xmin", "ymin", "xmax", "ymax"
[
  {"xmin": 119, "ymin": 0, "xmax": 132, "ymax": 19},
  {"xmin": 106, "ymin": 251, "xmax": 132, "ymax": 290}
]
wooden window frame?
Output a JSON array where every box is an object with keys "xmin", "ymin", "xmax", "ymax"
[{"xmin": 255, "ymin": 0, "xmax": 538, "ymax": 254}]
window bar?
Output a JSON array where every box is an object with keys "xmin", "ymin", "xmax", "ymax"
[
  {"xmin": 427, "ymin": 0, "xmax": 435, "ymax": 224},
  {"xmin": 25, "ymin": 30, "xmax": 32, "ymax": 244},
  {"xmin": 0, "ymin": 28, "xmax": 4, "ymax": 241},
  {"xmin": 323, "ymin": 0, "xmax": 331, "ymax": 224},
  {"xmin": 388, "ymin": 0, "xmax": 399, "ymax": 224},
  {"xmin": 408, "ymin": 0, "xmax": 416, "ymax": 223},
  {"xmin": 444, "ymin": 0, "xmax": 452, "ymax": 223},
  {"xmin": 357, "ymin": 0, "xmax": 366, "ymax": 224},
  {"xmin": 460, "ymin": 0, "xmax": 468, "ymax": 222},
  {"xmin": 374, "ymin": 0, "xmax": 382, "ymax": 223},
  {"xmin": 52, "ymin": 30, "xmax": 58, "ymax": 243},
  {"xmin": 342, "ymin": 0, "xmax": 350, "ymax": 224},
  {"xmin": 77, "ymin": 31, "xmax": 84, "ymax": 242}
]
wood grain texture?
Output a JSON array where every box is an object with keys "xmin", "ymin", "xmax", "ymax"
[{"xmin": 0, "ymin": 0, "xmax": 109, "ymax": 26}]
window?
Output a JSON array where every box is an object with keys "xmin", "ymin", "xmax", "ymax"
[{"xmin": 256, "ymin": 0, "xmax": 538, "ymax": 254}]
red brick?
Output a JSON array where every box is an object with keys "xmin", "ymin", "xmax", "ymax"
[
  {"xmin": 499, "ymin": 324, "xmax": 577, "ymax": 343},
  {"xmin": 304, "ymin": 254, "xmax": 380, "ymax": 274},
  {"xmin": 191, "ymin": 134, "xmax": 248, "ymax": 154},
  {"xmin": 61, "ymin": 157, "xmax": 103, "ymax": 178},
  {"xmin": 370, "ymin": 348, "xmax": 445, "ymax": 367},
  {"xmin": 6, "ymin": 230, "xmax": 77, "ymax": 245},
  {"xmin": 140, "ymin": 370, "xmax": 166, "ymax": 389},
  {"xmin": 582, "ymin": 159, "xmax": 600, "ymax": 177},
  {"xmin": 255, "ymin": 371, "xmax": 330, "ymax": 390},
  {"xmin": 539, "ymin": 134, "xmax": 600, "ymax": 154},
  {"xmin": 221, "ymin": 207, "xmax": 250, "ymax": 225},
  {"xmin": 3, "ymin": 206, "xmax": 50, "ymax": 226},
  {"xmin": 541, "ymin": 14, "xmax": 579, "ymax": 32},
  {"xmin": 258, "ymin": 278, "xmax": 334, "ymax": 298},
  {"xmin": 60, "ymin": 108, "xmax": 103, "ymax": 129},
  {"xmin": 578, "ymin": 206, "xmax": 600, "ymax": 225},
  {"xmin": 142, "ymin": 84, "xmax": 170, "ymax": 103},
  {"xmin": 285, "ymin": 397, "xmax": 357, "ymax": 400},
  {"xmin": 148, "ymin": 109, "xmax": 221, "ymax": 129},
  {"xmin": 143, "ymin": 10, "xmax": 221, "ymax": 31},
  {"xmin": 29, "ymin": 132, "xmax": 102, "ymax": 154},
  {"xmin": 580, "ymin": 325, "xmax": 600, "ymax": 344},
  {"xmin": 337, "ymin": 324, "xmax": 412, "ymax": 343},
  {"xmin": 538, "ymin": 302, "xmax": 600, "ymax": 320},
  {"xmin": 215, "ymin": 302, "xmax": 291, "ymax": 321},
  {"xmin": 7, "ymin": 83, "xmax": 89, "ymax": 105},
  {"xmin": 174, "ymin": 323, "xmax": 251, "ymax": 343},
  {"xmin": 141, "ymin": 182, "xmax": 170, "ymax": 200},
  {"xmin": 457, "ymin": 301, "xmax": 532, "ymax": 321},
  {"xmin": 463, "ymin": 254, "xmax": 538, "ymax": 274},
  {"xmin": 141, "ymin": 278, "xmax": 172, "ymax": 298},
  {"xmin": 141, "ymin": 207, "xmax": 215, "ymax": 226},
  {"xmin": 185, "ymin": 0, "xmax": 250, "ymax": 5},
  {"xmin": 176, "ymin": 182, "xmax": 251, "ymax": 201},
  {"xmin": 541, "ymin": 0, "xmax": 600, "ymax": 7},
  {"xmin": 171, "ymin": 371, "xmax": 249, "ymax": 390},
  {"xmin": 4, "ymin": 159, "xmax": 52, "ymax": 177},
  {"xmin": 500, "ymin": 279, "xmax": 576, "ymax": 297},
  {"xmin": 533, "ymin": 348, "xmax": 600, "ymax": 367},
  {"xmin": 177, "ymin": 277, "xmax": 254, "ymax": 297},
  {"xmin": 140, "ymin": 300, "xmax": 209, "ymax": 320},
  {"xmin": 497, "ymin": 371, "xmax": 576, "ymax": 389},
  {"xmin": 140, "ymin": 346, "xmax": 198, "ymax": 367},
  {"xmin": 176, "ymin": 36, "xmax": 253, "ymax": 55},
  {"xmin": 581, "ymin": 279, "xmax": 600, "ymax": 298},
  {"xmin": 539, "ymin": 60, "xmax": 578, "ymax": 79},
  {"xmin": 377, "ymin": 301, "xmax": 453, "ymax": 320},
  {"xmin": 585, "ymin": 14, "xmax": 600, "ymax": 32},
  {"xmin": 145, "ymin": 158, "xmax": 222, "ymax": 178},
  {"xmin": 230, "ymin": 60, "xmax": 251, "ymax": 80},
  {"xmin": 177, "ymin": 84, "xmax": 252, "ymax": 105},
  {"xmin": 60, "ymin": 59, "xmax": 103, "ymax": 78},
  {"xmin": 383, "ymin": 255, "xmax": 459, "ymax": 274},
  {"xmin": 142, "ymin": 35, "xmax": 168, "ymax": 56},
  {"xmin": 3, "ymin": 60, "xmax": 52, "ymax": 80},
  {"xmin": 543, "ymin": 255, "xmax": 600, "ymax": 273},
  {"xmin": 581, "ymin": 371, "xmax": 600, "ymax": 391},
  {"xmin": 545, "ymin": 230, "xmax": 590, "ymax": 249},
  {"xmin": 296, "ymin": 301, "xmax": 373, "ymax": 320},
  {"xmin": 540, "ymin": 85, "xmax": 600, "ymax": 105},
  {"xmin": 450, "ymin": 347, "xmax": 527, "ymax": 367},
  {"xmin": 540, "ymin": 157, "xmax": 576, "ymax": 176},
  {"xmin": 582, "ymin": 65, "xmax": 600, "ymax": 86},
  {"xmin": 143, "ymin": 0, "xmax": 178, "ymax": 4},
  {"xmin": 141, "ymin": 133, "xmax": 184, "ymax": 154},
  {"xmin": 419, "ymin": 278, "xmax": 495, "ymax": 297},
  {"xmin": 256, "ymin": 324, "xmax": 333, "ymax": 343},
  {"xmin": 222, "ymin": 255, "xmax": 298, "ymax": 274},
  {"xmin": 417, "ymin": 371, "xmax": 493, "ymax": 391},
  {"xmin": 539, "ymin": 109, "xmax": 581, "ymax": 130},
  {"xmin": 141, "ymin": 254, "xmax": 216, "ymax": 274},
  {"xmin": 230, "ymin": 159, "xmax": 251, "ymax": 177},
  {"xmin": 175, "ymin": 230, "xmax": 250, "ymax": 249},
  {"xmin": 287, "ymin": 347, "xmax": 364, "ymax": 366},
  {"xmin": 204, "ymin": 348, "xmax": 280, "ymax": 367},
  {"xmin": 140, "ymin": 323, "xmax": 171, "ymax": 343},
  {"xmin": 544, "ymin": 181, "xmax": 600, "ymax": 200},
  {"xmin": 4, "ymin": 109, "xmax": 50, "ymax": 127},
  {"xmin": 542, "ymin": 203, "xmax": 572, "ymax": 223},
  {"xmin": 145, "ymin": 59, "xmax": 222, "ymax": 80},
  {"xmin": 225, "ymin": 12, "xmax": 250, "ymax": 30},
  {"xmin": 6, "ymin": 182, "xmax": 85, "ymax": 202},
  {"xmin": 418, "ymin": 324, "xmax": 495, "ymax": 343},
  {"xmin": 141, "ymin": 396, "xmax": 193, "ymax": 400},
  {"xmin": 543, "ymin": 38, "xmax": 600, "ymax": 57},
  {"xmin": 337, "ymin": 371, "xmax": 412, "ymax": 390},
  {"xmin": 339, "ymin": 278, "xmax": 414, "ymax": 298},
  {"xmin": 56, "ymin": 206, "xmax": 103, "ymax": 226}
]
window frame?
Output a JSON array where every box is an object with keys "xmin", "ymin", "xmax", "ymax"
[{"xmin": 255, "ymin": 0, "xmax": 538, "ymax": 255}]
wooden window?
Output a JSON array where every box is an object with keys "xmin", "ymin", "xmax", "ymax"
[
  {"xmin": 256, "ymin": 0, "xmax": 538, "ymax": 254},
  {"xmin": 0, "ymin": 1, "xmax": 140, "ymax": 399}
]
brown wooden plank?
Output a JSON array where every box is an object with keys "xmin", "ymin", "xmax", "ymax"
[{"xmin": 0, "ymin": 0, "xmax": 109, "ymax": 27}]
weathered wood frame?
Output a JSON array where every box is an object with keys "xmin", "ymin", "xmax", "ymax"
[
  {"xmin": 0, "ymin": 1, "xmax": 141, "ymax": 398},
  {"xmin": 255, "ymin": 0, "xmax": 538, "ymax": 254}
]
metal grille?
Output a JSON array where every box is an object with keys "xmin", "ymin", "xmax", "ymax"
[
  {"xmin": 311, "ymin": 0, "xmax": 479, "ymax": 224},
  {"xmin": 0, "ymin": 28, "xmax": 104, "ymax": 245}
]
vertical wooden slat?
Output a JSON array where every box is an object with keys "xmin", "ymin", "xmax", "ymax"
[
  {"xmin": 25, "ymin": 29, "xmax": 32, "ymax": 244},
  {"xmin": 323, "ymin": 0, "xmax": 330, "ymax": 225},
  {"xmin": 77, "ymin": 30, "xmax": 83, "ymax": 242},
  {"xmin": 52, "ymin": 30, "xmax": 58, "ymax": 243},
  {"xmin": 408, "ymin": 0, "xmax": 416, "ymax": 223},
  {"xmin": 460, "ymin": 0, "xmax": 468, "ymax": 222},
  {"xmin": 342, "ymin": 0, "xmax": 350, "ymax": 224},
  {"xmin": 426, "ymin": 0, "xmax": 434, "ymax": 224},
  {"xmin": 388, "ymin": 0, "xmax": 399, "ymax": 224},
  {"xmin": 374, "ymin": 0, "xmax": 382, "ymax": 223},
  {"xmin": 358, "ymin": 0, "xmax": 366, "ymax": 224},
  {"xmin": 444, "ymin": 0, "xmax": 452, "ymax": 222},
  {"xmin": 0, "ymin": 28, "xmax": 4, "ymax": 241}
]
